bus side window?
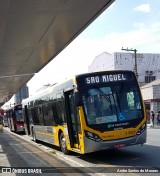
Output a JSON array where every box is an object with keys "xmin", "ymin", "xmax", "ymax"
[
  {"xmin": 28, "ymin": 108, "xmax": 33, "ymax": 124},
  {"xmin": 37, "ymin": 106, "xmax": 43, "ymax": 125},
  {"xmin": 42, "ymin": 103, "xmax": 54, "ymax": 126},
  {"xmin": 48, "ymin": 102, "xmax": 55, "ymax": 125},
  {"xmin": 56, "ymin": 100, "xmax": 65, "ymax": 124},
  {"xmin": 31, "ymin": 107, "xmax": 40, "ymax": 125},
  {"xmin": 42, "ymin": 104, "xmax": 47, "ymax": 125},
  {"xmin": 52, "ymin": 102, "xmax": 59, "ymax": 125}
]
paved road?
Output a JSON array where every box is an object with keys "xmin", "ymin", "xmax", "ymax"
[
  {"xmin": 77, "ymin": 128, "xmax": 160, "ymax": 176},
  {"xmin": 0, "ymin": 130, "xmax": 90, "ymax": 176},
  {"xmin": 1, "ymin": 127, "xmax": 160, "ymax": 176}
]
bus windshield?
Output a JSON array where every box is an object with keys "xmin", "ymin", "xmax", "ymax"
[
  {"xmin": 82, "ymin": 83, "xmax": 143, "ymax": 125},
  {"xmin": 15, "ymin": 109, "xmax": 23, "ymax": 122}
]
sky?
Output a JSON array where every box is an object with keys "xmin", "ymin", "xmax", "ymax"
[{"xmin": 9, "ymin": 0, "xmax": 160, "ymax": 101}]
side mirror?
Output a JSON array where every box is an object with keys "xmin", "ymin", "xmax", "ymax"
[{"xmin": 74, "ymin": 92, "xmax": 82, "ymax": 106}]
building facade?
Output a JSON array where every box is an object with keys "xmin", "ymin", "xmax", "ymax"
[
  {"xmin": 88, "ymin": 52, "xmax": 160, "ymax": 85},
  {"xmin": 141, "ymin": 79, "xmax": 160, "ymax": 116},
  {"xmin": 88, "ymin": 52, "xmax": 160, "ymax": 113},
  {"xmin": 14, "ymin": 85, "xmax": 29, "ymax": 104}
]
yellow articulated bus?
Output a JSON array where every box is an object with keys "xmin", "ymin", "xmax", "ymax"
[{"xmin": 22, "ymin": 70, "xmax": 146, "ymax": 154}]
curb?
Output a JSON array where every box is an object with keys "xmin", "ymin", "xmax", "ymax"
[
  {"xmin": 147, "ymin": 124, "xmax": 160, "ymax": 129},
  {"xmin": 2, "ymin": 128, "xmax": 86, "ymax": 167}
]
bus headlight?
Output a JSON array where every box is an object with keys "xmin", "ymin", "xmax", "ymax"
[
  {"xmin": 137, "ymin": 123, "xmax": 146, "ymax": 135},
  {"xmin": 85, "ymin": 131, "xmax": 102, "ymax": 142}
]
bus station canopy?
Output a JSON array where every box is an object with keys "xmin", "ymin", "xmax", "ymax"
[{"xmin": 0, "ymin": 0, "xmax": 114, "ymax": 106}]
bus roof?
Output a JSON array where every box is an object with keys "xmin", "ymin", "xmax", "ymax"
[{"xmin": 22, "ymin": 70, "xmax": 136, "ymax": 105}]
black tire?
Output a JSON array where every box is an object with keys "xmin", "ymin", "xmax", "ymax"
[{"xmin": 59, "ymin": 133, "xmax": 69, "ymax": 155}]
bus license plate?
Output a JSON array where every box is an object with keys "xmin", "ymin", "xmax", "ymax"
[{"xmin": 114, "ymin": 143, "xmax": 126, "ymax": 148}]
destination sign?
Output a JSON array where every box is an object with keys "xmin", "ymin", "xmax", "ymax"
[{"xmin": 85, "ymin": 73, "xmax": 127, "ymax": 84}]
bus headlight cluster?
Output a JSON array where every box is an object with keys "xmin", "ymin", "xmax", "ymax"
[
  {"xmin": 85, "ymin": 131, "xmax": 102, "ymax": 142},
  {"xmin": 137, "ymin": 123, "xmax": 146, "ymax": 135}
]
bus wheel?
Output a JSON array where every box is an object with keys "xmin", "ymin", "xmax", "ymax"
[
  {"xmin": 32, "ymin": 129, "xmax": 37, "ymax": 142},
  {"xmin": 59, "ymin": 133, "xmax": 69, "ymax": 155}
]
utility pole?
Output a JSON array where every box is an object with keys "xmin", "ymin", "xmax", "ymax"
[{"xmin": 121, "ymin": 47, "xmax": 138, "ymax": 79}]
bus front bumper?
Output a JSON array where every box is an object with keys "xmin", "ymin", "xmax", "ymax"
[
  {"xmin": 83, "ymin": 130, "xmax": 147, "ymax": 154},
  {"xmin": 17, "ymin": 125, "xmax": 25, "ymax": 132}
]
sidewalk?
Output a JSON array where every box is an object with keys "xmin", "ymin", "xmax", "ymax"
[{"xmin": 147, "ymin": 123, "xmax": 160, "ymax": 129}]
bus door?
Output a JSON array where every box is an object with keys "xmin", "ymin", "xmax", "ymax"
[
  {"xmin": 10, "ymin": 110, "xmax": 15, "ymax": 131},
  {"xmin": 64, "ymin": 90, "xmax": 80, "ymax": 149}
]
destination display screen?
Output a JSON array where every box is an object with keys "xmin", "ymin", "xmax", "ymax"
[
  {"xmin": 76, "ymin": 71, "xmax": 136, "ymax": 89},
  {"xmin": 85, "ymin": 73, "xmax": 127, "ymax": 85}
]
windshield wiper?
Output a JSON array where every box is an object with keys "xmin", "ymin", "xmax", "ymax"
[
  {"xmin": 96, "ymin": 88, "xmax": 116, "ymax": 114},
  {"xmin": 96, "ymin": 88, "xmax": 111, "ymax": 103}
]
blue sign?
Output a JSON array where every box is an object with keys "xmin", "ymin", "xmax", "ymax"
[{"xmin": 118, "ymin": 112, "xmax": 126, "ymax": 121}]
